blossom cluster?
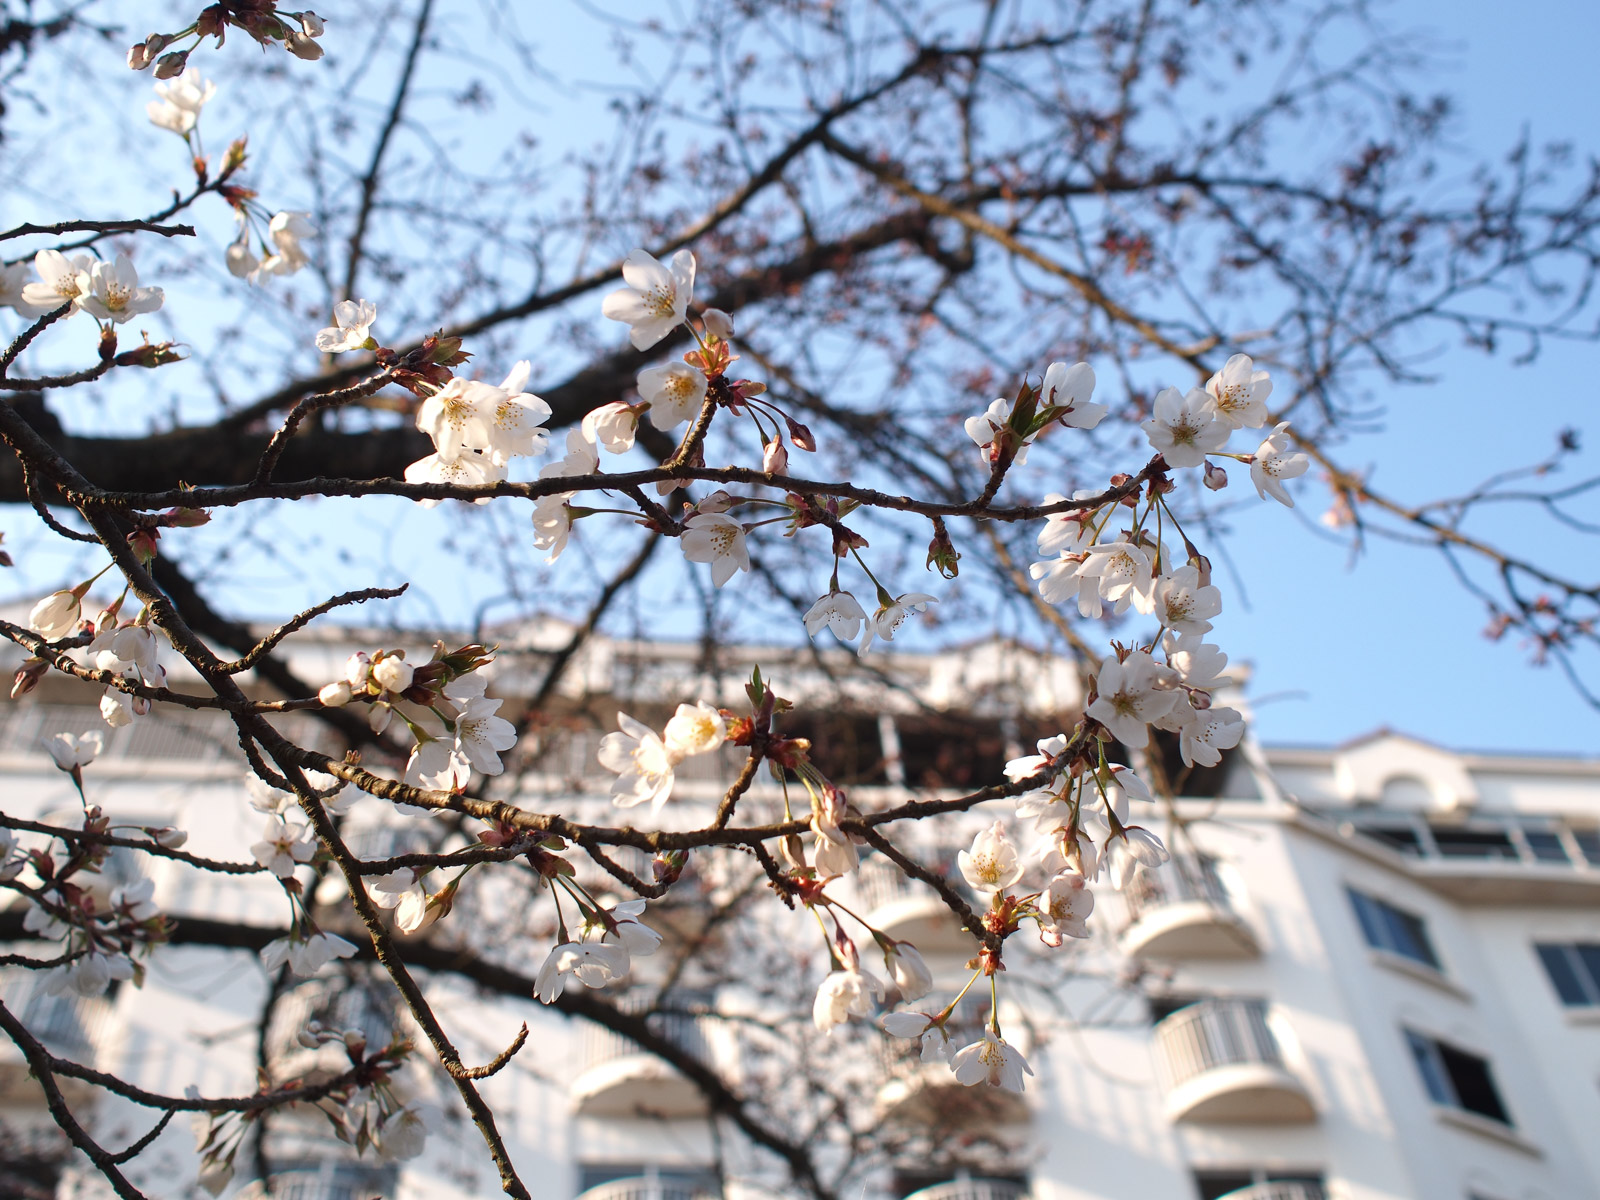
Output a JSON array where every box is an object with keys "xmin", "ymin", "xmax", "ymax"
[{"xmin": 0, "ymin": 250, "xmax": 163, "ymax": 324}]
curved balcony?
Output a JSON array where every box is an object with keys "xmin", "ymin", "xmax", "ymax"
[
  {"xmin": 876, "ymin": 1022, "xmax": 1030, "ymax": 1126},
  {"xmin": 1217, "ymin": 1185, "xmax": 1326, "ymax": 1200},
  {"xmin": 575, "ymin": 1178, "xmax": 718, "ymax": 1200},
  {"xmin": 1121, "ymin": 856, "xmax": 1257, "ymax": 960},
  {"xmin": 0, "ymin": 970, "xmax": 111, "ymax": 1099},
  {"xmin": 853, "ymin": 856, "xmax": 976, "ymax": 955},
  {"xmin": 904, "ymin": 1180, "xmax": 1029, "ymax": 1200},
  {"xmin": 1153, "ymin": 999, "xmax": 1315, "ymax": 1124},
  {"xmin": 572, "ymin": 1010, "xmax": 713, "ymax": 1117}
]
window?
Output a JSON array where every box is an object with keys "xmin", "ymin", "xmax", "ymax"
[
  {"xmin": 1535, "ymin": 942, "xmax": 1600, "ymax": 1007},
  {"xmin": 1347, "ymin": 888, "xmax": 1441, "ymax": 969},
  {"xmin": 1192, "ymin": 1169, "xmax": 1325, "ymax": 1200},
  {"xmin": 1429, "ymin": 826, "xmax": 1517, "ymax": 860},
  {"xmin": 1404, "ymin": 1030, "xmax": 1512, "ymax": 1125}
]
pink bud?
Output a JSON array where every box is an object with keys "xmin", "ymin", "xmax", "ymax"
[
  {"xmin": 153, "ymin": 50, "xmax": 189, "ymax": 79},
  {"xmin": 762, "ymin": 439, "xmax": 789, "ymax": 475},
  {"xmin": 703, "ymin": 308, "xmax": 734, "ymax": 339},
  {"xmin": 1203, "ymin": 461, "xmax": 1228, "ymax": 491},
  {"xmin": 697, "ymin": 490, "xmax": 734, "ymax": 514},
  {"xmin": 786, "ymin": 417, "xmax": 817, "ymax": 452}
]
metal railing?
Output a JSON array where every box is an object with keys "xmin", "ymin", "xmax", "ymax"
[
  {"xmin": 0, "ymin": 970, "xmax": 110, "ymax": 1057},
  {"xmin": 1216, "ymin": 1183, "xmax": 1326, "ymax": 1200},
  {"xmin": 1153, "ymin": 998, "xmax": 1282, "ymax": 1091},
  {"xmin": 853, "ymin": 850, "xmax": 970, "ymax": 913},
  {"xmin": 575, "ymin": 1176, "xmax": 718, "ymax": 1200},
  {"xmin": 903, "ymin": 1180, "xmax": 1029, "ymax": 1200},
  {"xmin": 1121, "ymin": 854, "xmax": 1233, "ymax": 927},
  {"xmin": 581, "ymin": 1009, "xmax": 711, "ymax": 1074}
]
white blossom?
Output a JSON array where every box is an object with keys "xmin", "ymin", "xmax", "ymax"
[
  {"xmin": 638, "ymin": 361, "xmax": 708, "ymax": 429},
  {"xmin": 404, "ymin": 737, "xmax": 469, "ymax": 791},
  {"xmin": 885, "ymin": 944, "xmax": 932, "ymax": 1001},
  {"xmin": 100, "ymin": 688, "xmax": 134, "ymax": 728},
  {"xmin": 1250, "ymin": 421, "xmax": 1310, "ymax": 507},
  {"xmin": 454, "ymin": 695, "xmax": 517, "ymax": 775},
  {"xmin": 950, "ymin": 1032, "xmax": 1033, "ymax": 1092},
  {"xmin": 1179, "ymin": 706, "xmax": 1246, "ymax": 768},
  {"xmin": 812, "ymin": 968, "xmax": 882, "ymax": 1033},
  {"xmin": 681, "ymin": 513, "xmax": 750, "ymax": 587},
  {"xmin": 531, "ymin": 495, "xmax": 575, "ymax": 563},
  {"xmin": 251, "ymin": 817, "xmax": 316, "ymax": 878},
  {"xmin": 20, "ymin": 250, "xmax": 92, "ymax": 314},
  {"xmin": 534, "ymin": 941, "xmax": 630, "ymax": 1003},
  {"xmin": 42, "ymin": 951, "xmax": 133, "ymax": 998},
  {"xmin": 1036, "ymin": 491, "xmax": 1099, "ymax": 556},
  {"xmin": 1204, "ymin": 353, "xmax": 1273, "ymax": 429},
  {"xmin": 44, "ymin": 730, "xmax": 102, "ymax": 772},
  {"xmin": 1039, "ymin": 360, "xmax": 1106, "ymax": 429},
  {"xmin": 1085, "ymin": 652, "xmax": 1179, "ymax": 746},
  {"xmin": 601, "ymin": 248, "xmax": 696, "ymax": 350},
  {"xmin": 1166, "ymin": 632, "xmax": 1229, "ymax": 690},
  {"xmin": 1037, "ymin": 871, "xmax": 1093, "ymax": 945},
  {"xmin": 376, "ymin": 1107, "xmax": 427, "ymax": 1163},
  {"xmin": 403, "ymin": 450, "xmax": 506, "ymax": 507},
  {"xmin": 30, "ymin": 589, "xmax": 83, "ymax": 641},
  {"xmin": 1148, "ymin": 565, "xmax": 1222, "ymax": 636},
  {"xmin": 881, "ymin": 1010, "xmax": 952, "ymax": 1064},
  {"xmin": 858, "ymin": 592, "xmax": 937, "ymax": 657},
  {"xmin": 803, "ymin": 590, "xmax": 867, "ymax": 644},
  {"xmin": 1076, "ymin": 540, "xmax": 1156, "ymax": 618},
  {"xmin": 959, "ymin": 821, "xmax": 1024, "ymax": 894},
  {"xmin": 147, "ymin": 67, "xmax": 215, "ymax": 135},
  {"xmin": 1106, "ymin": 825, "xmax": 1170, "ymax": 890},
  {"xmin": 581, "ymin": 401, "xmax": 641, "ymax": 454},
  {"xmin": 371, "ymin": 655, "xmax": 413, "ymax": 695},
  {"xmin": 662, "ymin": 701, "xmax": 726, "ymax": 758},
  {"xmin": 314, "ymin": 299, "xmax": 377, "ymax": 352},
  {"xmin": 1141, "ymin": 386, "xmax": 1228, "ymax": 468},
  {"xmin": 964, "ymin": 396, "xmax": 1035, "ymax": 467},
  {"xmin": 598, "ymin": 712, "xmax": 679, "ymax": 814}
]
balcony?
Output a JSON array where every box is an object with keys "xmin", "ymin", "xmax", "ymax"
[
  {"xmin": 1153, "ymin": 999, "xmax": 1315, "ymax": 1124},
  {"xmin": 1120, "ymin": 856, "xmax": 1258, "ymax": 960},
  {"xmin": 853, "ymin": 854, "xmax": 977, "ymax": 955},
  {"xmin": 1216, "ymin": 1185, "xmax": 1326, "ymax": 1200},
  {"xmin": 0, "ymin": 970, "xmax": 112, "ymax": 1099},
  {"xmin": 877, "ymin": 1013, "xmax": 1030, "ymax": 1126},
  {"xmin": 572, "ymin": 1006, "xmax": 714, "ymax": 1117},
  {"xmin": 904, "ymin": 1181, "xmax": 1029, "ymax": 1200},
  {"xmin": 574, "ymin": 1177, "xmax": 718, "ymax": 1200}
]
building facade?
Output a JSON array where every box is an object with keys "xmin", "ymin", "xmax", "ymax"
[{"xmin": 0, "ymin": 626, "xmax": 1596, "ymax": 1200}]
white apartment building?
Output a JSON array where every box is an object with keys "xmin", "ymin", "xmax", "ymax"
[{"xmin": 0, "ymin": 623, "xmax": 1596, "ymax": 1200}]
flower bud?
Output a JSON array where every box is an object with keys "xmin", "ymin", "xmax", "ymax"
[
  {"xmin": 786, "ymin": 417, "xmax": 816, "ymax": 452},
  {"xmin": 127, "ymin": 42, "xmax": 154, "ymax": 70},
  {"xmin": 12, "ymin": 658, "xmax": 47, "ymax": 699},
  {"xmin": 285, "ymin": 30, "xmax": 324, "ymax": 59},
  {"xmin": 160, "ymin": 505, "xmax": 210, "ymax": 528},
  {"xmin": 1202, "ymin": 461, "xmax": 1228, "ymax": 491},
  {"xmin": 762, "ymin": 438, "xmax": 789, "ymax": 475},
  {"xmin": 372, "ymin": 654, "xmax": 414, "ymax": 694},
  {"xmin": 153, "ymin": 50, "xmax": 190, "ymax": 79},
  {"xmin": 127, "ymin": 527, "xmax": 159, "ymax": 564},
  {"xmin": 926, "ymin": 521, "xmax": 960, "ymax": 579},
  {"xmin": 319, "ymin": 680, "xmax": 353, "ymax": 707},
  {"xmin": 132, "ymin": 695, "xmax": 151, "ymax": 717},
  {"xmin": 300, "ymin": 11, "xmax": 326, "ymax": 37},
  {"xmin": 702, "ymin": 308, "xmax": 734, "ymax": 339},
  {"xmin": 345, "ymin": 651, "xmax": 373, "ymax": 689},
  {"xmin": 225, "ymin": 242, "xmax": 258, "ymax": 279},
  {"xmin": 151, "ymin": 827, "xmax": 188, "ymax": 849},
  {"xmin": 697, "ymin": 490, "xmax": 734, "ymax": 514}
]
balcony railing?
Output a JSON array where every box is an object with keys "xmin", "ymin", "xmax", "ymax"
[
  {"xmin": 903, "ymin": 1180, "xmax": 1029, "ymax": 1200},
  {"xmin": 581, "ymin": 1011, "xmax": 710, "ymax": 1074},
  {"xmin": 1216, "ymin": 1184, "xmax": 1326, "ymax": 1200},
  {"xmin": 1120, "ymin": 856, "xmax": 1258, "ymax": 959},
  {"xmin": 1153, "ymin": 998, "xmax": 1314, "ymax": 1124},
  {"xmin": 575, "ymin": 1177, "xmax": 718, "ymax": 1200},
  {"xmin": 0, "ymin": 970, "xmax": 110, "ymax": 1057},
  {"xmin": 853, "ymin": 853, "xmax": 978, "ymax": 953}
]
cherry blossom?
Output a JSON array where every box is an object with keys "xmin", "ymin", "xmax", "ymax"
[
  {"xmin": 1039, "ymin": 360, "xmax": 1106, "ymax": 429},
  {"xmin": 581, "ymin": 401, "xmax": 642, "ymax": 453},
  {"xmin": 1148, "ymin": 566, "xmax": 1222, "ymax": 635},
  {"xmin": 1037, "ymin": 871, "xmax": 1093, "ymax": 945},
  {"xmin": 1036, "ymin": 491, "xmax": 1100, "ymax": 556},
  {"xmin": 43, "ymin": 950, "xmax": 134, "ymax": 998},
  {"xmin": 1204, "ymin": 352, "xmax": 1273, "ymax": 428},
  {"xmin": 44, "ymin": 730, "xmax": 102, "ymax": 772},
  {"xmin": 1085, "ymin": 652, "xmax": 1179, "ymax": 745},
  {"xmin": 1250, "ymin": 421, "xmax": 1311, "ymax": 507},
  {"xmin": 858, "ymin": 592, "xmax": 937, "ymax": 657},
  {"xmin": 880, "ymin": 1010, "xmax": 953, "ymax": 1063},
  {"xmin": 598, "ymin": 713, "xmax": 679, "ymax": 814},
  {"xmin": 639, "ymin": 361, "xmax": 708, "ymax": 429},
  {"xmin": 1028, "ymin": 554, "xmax": 1087, "ymax": 607},
  {"xmin": 531, "ymin": 495, "xmax": 575, "ymax": 563},
  {"xmin": 453, "ymin": 693, "xmax": 518, "ymax": 775},
  {"xmin": 534, "ymin": 941, "xmax": 630, "ymax": 1003},
  {"xmin": 812, "ymin": 968, "xmax": 882, "ymax": 1033},
  {"xmin": 30, "ymin": 588, "xmax": 84, "ymax": 641},
  {"xmin": 0, "ymin": 262, "xmax": 44, "ymax": 315},
  {"xmin": 367, "ymin": 869, "xmax": 430, "ymax": 934},
  {"xmin": 404, "ymin": 736, "xmax": 469, "ymax": 791},
  {"xmin": 950, "ymin": 1032, "xmax": 1033, "ymax": 1092},
  {"xmin": 260, "ymin": 931, "xmax": 357, "ymax": 977},
  {"xmin": 1166, "ymin": 632, "xmax": 1228, "ymax": 689},
  {"xmin": 885, "ymin": 943, "xmax": 932, "ymax": 1001},
  {"xmin": 964, "ymin": 396, "xmax": 1035, "ymax": 467},
  {"xmin": 147, "ymin": 67, "xmax": 215, "ymax": 136},
  {"xmin": 252, "ymin": 211, "xmax": 315, "ymax": 280},
  {"xmin": 598, "ymin": 898, "xmax": 662, "ymax": 957},
  {"xmin": 681, "ymin": 513, "xmax": 750, "ymax": 586},
  {"xmin": 251, "ymin": 816, "xmax": 316, "ymax": 878},
  {"xmin": 663, "ymin": 701, "xmax": 726, "ymax": 758},
  {"xmin": 601, "ymin": 248, "xmax": 696, "ymax": 350},
  {"xmin": 20, "ymin": 250, "xmax": 92, "ymax": 314},
  {"xmin": 1142, "ymin": 386, "xmax": 1228, "ymax": 468},
  {"xmin": 314, "ymin": 299, "xmax": 377, "ymax": 353},
  {"xmin": 1105, "ymin": 825, "xmax": 1170, "ymax": 890},
  {"xmin": 1178, "ymin": 705, "xmax": 1246, "ymax": 768},
  {"xmin": 803, "ymin": 590, "xmax": 867, "ymax": 643},
  {"xmin": 959, "ymin": 821, "xmax": 1024, "ymax": 894},
  {"xmin": 1074, "ymin": 540, "xmax": 1155, "ymax": 618},
  {"xmin": 403, "ymin": 450, "xmax": 506, "ymax": 506}
]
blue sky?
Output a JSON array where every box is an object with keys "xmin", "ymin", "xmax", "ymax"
[{"xmin": 2, "ymin": 1, "xmax": 1597, "ymax": 756}]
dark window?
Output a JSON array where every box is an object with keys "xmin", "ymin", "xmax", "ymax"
[
  {"xmin": 1429, "ymin": 826, "xmax": 1518, "ymax": 860},
  {"xmin": 1523, "ymin": 830, "xmax": 1571, "ymax": 863},
  {"xmin": 1348, "ymin": 888, "xmax": 1441, "ymax": 969},
  {"xmin": 1573, "ymin": 828, "xmax": 1600, "ymax": 866},
  {"xmin": 1148, "ymin": 993, "xmax": 1199, "ymax": 1024},
  {"xmin": 1535, "ymin": 942, "xmax": 1600, "ymax": 1007},
  {"xmin": 1193, "ymin": 1170, "xmax": 1325, "ymax": 1200},
  {"xmin": 895, "ymin": 715, "xmax": 1007, "ymax": 790},
  {"xmin": 773, "ymin": 711, "xmax": 886, "ymax": 785},
  {"xmin": 1404, "ymin": 1030, "xmax": 1511, "ymax": 1125},
  {"xmin": 1353, "ymin": 822, "xmax": 1423, "ymax": 854}
]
